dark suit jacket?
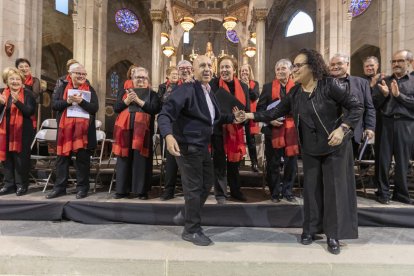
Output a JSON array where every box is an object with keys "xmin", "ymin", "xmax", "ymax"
[{"xmin": 158, "ymin": 81, "xmax": 232, "ymax": 147}]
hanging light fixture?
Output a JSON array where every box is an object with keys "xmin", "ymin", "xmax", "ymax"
[
  {"xmin": 223, "ymin": 16, "xmax": 238, "ymax": 31},
  {"xmin": 250, "ymin": 32, "xmax": 257, "ymax": 45},
  {"xmin": 244, "ymin": 47, "xmax": 256, "ymax": 58},
  {"xmin": 180, "ymin": 17, "xmax": 195, "ymax": 32},
  {"xmin": 163, "ymin": 46, "xmax": 175, "ymax": 58},
  {"xmin": 161, "ymin": 32, "xmax": 169, "ymax": 45}
]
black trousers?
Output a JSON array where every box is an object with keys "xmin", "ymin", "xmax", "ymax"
[
  {"xmin": 176, "ymin": 144, "xmax": 213, "ymax": 233},
  {"xmin": 116, "ymin": 149, "xmax": 152, "ymax": 195},
  {"xmin": 245, "ymin": 125, "xmax": 258, "ymax": 164},
  {"xmin": 302, "ymin": 140, "xmax": 358, "ymax": 240},
  {"xmin": 377, "ymin": 116, "xmax": 414, "ymax": 202},
  {"xmin": 54, "ymin": 149, "xmax": 91, "ymax": 193},
  {"xmin": 212, "ymin": 135, "xmax": 242, "ymax": 199},
  {"xmin": 163, "ymin": 150, "xmax": 179, "ymax": 195},
  {"xmin": 3, "ymin": 150, "xmax": 31, "ymax": 190},
  {"xmin": 264, "ymin": 137, "xmax": 297, "ymax": 198}
]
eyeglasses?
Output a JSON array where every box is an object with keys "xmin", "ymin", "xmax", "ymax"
[
  {"xmin": 330, "ymin": 62, "xmax": 347, "ymax": 67},
  {"xmin": 72, "ymin": 72, "xmax": 87, "ymax": 77},
  {"xmin": 292, "ymin": 63, "xmax": 308, "ymax": 70},
  {"xmin": 391, "ymin": 59, "xmax": 406, "ymax": 64},
  {"xmin": 178, "ymin": 66, "xmax": 192, "ymax": 71},
  {"xmin": 133, "ymin": 76, "xmax": 148, "ymax": 80}
]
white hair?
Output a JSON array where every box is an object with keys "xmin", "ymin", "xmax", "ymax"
[
  {"xmin": 177, "ymin": 60, "xmax": 192, "ymax": 68},
  {"xmin": 68, "ymin": 63, "xmax": 82, "ymax": 72},
  {"xmin": 331, "ymin": 53, "xmax": 350, "ymax": 63},
  {"xmin": 275, "ymin": 59, "xmax": 292, "ymax": 70}
]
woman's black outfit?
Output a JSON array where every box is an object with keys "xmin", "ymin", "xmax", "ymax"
[
  {"xmin": 254, "ymin": 78, "xmax": 363, "ymax": 240},
  {"xmin": 0, "ymin": 89, "xmax": 36, "ymax": 195}
]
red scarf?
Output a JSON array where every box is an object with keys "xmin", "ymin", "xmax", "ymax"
[
  {"xmin": 56, "ymin": 79, "xmax": 90, "ymax": 156},
  {"xmin": 24, "ymin": 74, "xmax": 37, "ymax": 129},
  {"xmin": 0, "ymin": 88, "xmax": 25, "ymax": 161},
  {"xmin": 112, "ymin": 81, "xmax": 151, "ymax": 158},
  {"xmin": 249, "ymin": 80, "xmax": 260, "ymax": 135},
  {"xmin": 271, "ymin": 79, "xmax": 299, "ymax": 156},
  {"xmin": 219, "ymin": 77, "xmax": 246, "ymax": 162}
]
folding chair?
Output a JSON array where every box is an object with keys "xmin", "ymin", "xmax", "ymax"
[
  {"xmin": 95, "ymin": 119, "xmax": 102, "ymax": 130},
  {"xmin": 355, "ymin": 136, "xmax": 375, "ymax": 197},
  {"xmin": 90, "ymin": 129, "xmax": 106, "ymax": 192}
]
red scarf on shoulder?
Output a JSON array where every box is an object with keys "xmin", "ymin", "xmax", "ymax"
[
  {"xmin": 271, "ymin": 79, "xmax": 299, "ymax": 156},
  {"xmin": 249, "ymin": 80, "xmax": 260, "ymax": 135},
  {"xmin": 24, "ymin": 74, "xmax": 37, "ymax": 129},
  {"xmin": 0, "ymin": 88, "xmax": 24, "ymax": 161},
  {"xmin": 56, "ymin": 79, "xmax": 90, "ymax": 156},
  {"xmin": 112, "ymin": 81, "xmax": 151, "ymax": 158},
  {"xmin": 219, "ymin": 77, "xmax": 246, "ymax": 162}
]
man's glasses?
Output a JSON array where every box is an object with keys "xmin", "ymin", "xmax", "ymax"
[
  {"xmin": 391, "ymin": 59, "xmax": 406, "ymax": 64},
  {"xmin": 133, "ymin": 76, "xmax": 148, "ymax": 80},
  {"xmin": 179, "ymin": 66, "xmax": 192, "ymax": 71},
  {"xmin": 292, "ymin": 63, "xmax": 308, "ymax": 70},
  {"xmin": 72, "ymin": 72, "xmax": 87, "ymax": 77}
]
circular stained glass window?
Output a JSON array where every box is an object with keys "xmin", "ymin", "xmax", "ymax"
[
  {"xmin": 115, "ymin": 9, "xmax": 139, "ymax": 34},
  {"xmin": 349, "ymin": 0, "xmax": 372, "ymax": 17},
  {"xmin": 226, "ymin": 30, "xmax": 239, "ymax": 44}
]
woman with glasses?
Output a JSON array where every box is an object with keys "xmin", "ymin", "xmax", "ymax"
[
  {"xmin": 112, "ymin": 67, "xmax": 161, "ymax": 200},
  {"xmin": 237, "ymin": 48, "xmax": 363, "ymax": 255},
  {"xmin": 0, "ymin": 67, "xmax": 36, "ymax": 196},
  {"xmin": 46, "ymin": 63, "xmax": 99, "ymax": 199}
]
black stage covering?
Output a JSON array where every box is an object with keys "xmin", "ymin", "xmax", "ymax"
[{"xmin": 1, "ymin": 196, "xmax": 414, "ymax": 228}]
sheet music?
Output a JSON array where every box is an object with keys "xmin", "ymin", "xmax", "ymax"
[
  {"xmin": 66, "ymin": 89, "xmax": 91, "ymax": 119},
  {"xmin": 264, "ymin": 99, "xmax": 284, "ymax": 126}
]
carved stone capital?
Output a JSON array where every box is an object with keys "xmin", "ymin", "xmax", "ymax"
[
  {"xmin": 254, "ymin": 8, "xmax": 268, "ymax": 21},
  {"xmin": 150, "ymin": 9, "xmax": 165, "ymax": 22}
]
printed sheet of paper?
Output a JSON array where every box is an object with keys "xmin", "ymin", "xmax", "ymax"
[{"xmin": 66, "ymin": 89, "xmax": 91, "ymax": 119}]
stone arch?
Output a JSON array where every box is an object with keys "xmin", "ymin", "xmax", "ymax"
[
  {"xmin": 285, "ymin": 10, "xmax": 314, "ymax": 37},
  {"xmin": 351, "ymin": 44, "xmax": 381, "ymax": 77},
  {"xmin": 41, "ymin": 43, "xmax": 73, "ymax": 81}
]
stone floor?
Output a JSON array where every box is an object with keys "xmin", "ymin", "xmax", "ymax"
[{"xmin": 0, "ymin": 220, "xmax": 413, "ymax": 275}]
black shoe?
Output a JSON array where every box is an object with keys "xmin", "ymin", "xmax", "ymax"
[
  {"xmin": 327, "ymin": 238, "xmax": 340, "ymax": 255},
  {"xmin": 160, "ymin": 193, "xmax": 174, "ymax": 201},
  {"xmin": 376, "ymin": 196, "xmax": 390, "ymax": 205},
  {"xmin": 112, "ymin": 193, "xmax": 128, "ymax": 199},
  {"xmin": 216, "ymin": 197, "xmax": 226, "ymax": 204},
  {"xmin": 231, "ymin": 192, "xmax": 247, "ymax": 202},
  {"xmin": 173, "ymin": 211, "xmax": 185, "ymax": 225},
  {"xmin": 138, "ymin": 194, "xmax": 148, "ymax": 200},
  {"xmin": 46, "ymin": 190, "xmax": 66, "ymax": 199},
  {"xmin": 271, "ymin": 194, "xmax": 281, "ymax": 203},
  {"xmin": 0, "ymin": 187, "xmax": 16, "ymax": 196},
  {"xmin": 76, "ymin": 191, "xmax": 88, "ymax": 199},
  {"xmin": 251, "ymin": 162, "xmax": 259, "ymax": 173},
  {"xmin": 16, "ymin": 187, "xmax": 28, "ymax": 196},
  {"xmin": 285, "ymin": 194, "xmax": 296, "ymax": 202},
  {"xmin": 300, "ymin": 233, "xmax": 315, "ymax": 245},
  {"xmin": 392, "ymin": 195, "xmax": 412, "ymax": 205},
  {"xmin": 182, "ymin": 230, "xmax": 213, "ymax": 246}
]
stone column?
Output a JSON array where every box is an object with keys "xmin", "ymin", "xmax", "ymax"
[
  {"xmin": 150, "ymin": 9, "xmax": 164, "ymax": 92},
  {"xmin": 72, "ymin": 0, "xmax": 108, "ymax": 128},
  {"xmin": 0, "ymin": 0, "xmax": 43, "ymax": 81},
  {"xmin": 316, "ymin": 0, "xmax": 352, "ymax": 62},
  {"xmin": 254, "ymin": 8, "xmax": 267, "ymax": 92}
]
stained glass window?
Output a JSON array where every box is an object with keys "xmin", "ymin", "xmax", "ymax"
[
  {"xmin": 226, "ymin": 30, "xmax": 239, "ymax": 44},
  {"xmin": 115, "ymin": 9, "xmax": 139, "ymax": 34},
  {"xmin": 110, "ymin": 72, "xmax": 119, "ymax": 97},
  {"xmin": 349, "ymin": 0, "xmax": 371, "ymax": 17}
]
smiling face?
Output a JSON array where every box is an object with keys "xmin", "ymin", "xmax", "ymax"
[
  {"xmin": 178, "ymin": 62, "xmax": 193, "ymax": 81},
  {"xmin": 193, "ymin": 55, "xmax": 213, "ymax": 84},
  {"xmin": 329, "ymin": 56, "xmax": 348, "ymax": 78},
  {"xmin": 17, "ymin": 62, "xmax": 31, "ymax": 76},
  {"xmin": 292, "ymin": 54, "xmax": 313, "ymax": 84},
  {"xmin": 220, "ymin": 59, "xmax": 234, "ymax": 82},
  {"xmin": 7, "ymin": 73, "xmax": 23, "ymax": 92},
  {"xmin": 240, "ymin": 64, "xmax": 250, "ymax": 81},
  {"xmin": 69, "ymin": 66, "xmax": 87, "ymax": 87},
  {"xmin": 275, "ymin": 63, "xmax": 291, "ymax": 83},
  {"xmin": 132, "ymin": 69, "xmax": 149, "ymax": 88},
  {"xmin": 168, "ymin": 69, "xmax": 179, "ymax": 83},
  {"xmin": 363, "ymin": 58, "xmax": 379, "ymax": 77},
  {"xmin": 391, "ymin": 51, "xmax": 409, "ymax": 78}
]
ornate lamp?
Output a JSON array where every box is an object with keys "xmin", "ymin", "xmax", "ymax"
[
  {"xmin": 161, "ymin": 32, "xmax": 169, "ymax": 45},
  {"xmin": 244, "ymin": 47, "xmax": 256, "ymax": 58},
  {"xmin": 162, "ymin": 46, "xmax": 175, "ymax": 58},
  {"xmin": 180, "ymin": 17, "xmax": 195, "ymax": 32},
  {"xmin": 223, "ymin": 16, "xmax": 238, "ymax": 31},
  {"xmin": 250, "ymin": 32, "xmax": 257, "ymax": 45}
]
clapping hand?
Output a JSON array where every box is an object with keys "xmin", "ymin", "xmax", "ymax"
[
  {"xmin": 0, "ymin": 94, "xmax": 6, "ymax": 105},
  {"xmin": 72, "ymin": 93, "xmax": 83, "ymax": 104},
  {"xmin": 390, "ymin": 79, "xmax": 400, "ymax": 97},
  {"xmin": 377, "ymin": 80, "xmax": 390, "ymax": 97},
  {"xmin": 124, "ymin": 89, "xmax": 137, "ymax": 105},
  {"xmin": 10, "ymin": 90, "xmax": 19, "ymax": 103}
]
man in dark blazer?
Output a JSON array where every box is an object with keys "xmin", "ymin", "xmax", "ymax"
[
  {"xmin": 158, "ymin": 55, "xmax": 235, "ymax": 246},
  {"xmin": 330, "ymin": 53, "xmax": 376, "ymax": 156}
]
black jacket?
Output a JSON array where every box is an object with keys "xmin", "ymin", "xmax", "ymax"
[
  {"xmin": 254, "ymin": 77, "xmax": 363, "ymax": 155},
  {"xmin": 52, "ymin": 81, "xmax": 99, "ymax": 150},
  {"xmin": 158, "ymin": 81, "xmax": 233, "ymax": 147}
]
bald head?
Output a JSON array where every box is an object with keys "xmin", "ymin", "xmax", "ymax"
[{"xmin": 193, "ymin": 55, "xmax": 213, "ymax": 84}]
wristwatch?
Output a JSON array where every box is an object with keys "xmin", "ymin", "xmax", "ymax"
[{"xmin": 340, "ymin": 124, "xmax": 350, "ymax": 132}]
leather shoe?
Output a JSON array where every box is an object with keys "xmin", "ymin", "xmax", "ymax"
[
  {"xmin": 300, "ymin": 233, "xmax": 315, "ymax": 245},
  {"xmin": 16, "ymin": 187, "xmax": 28, "ymax": 196},
  {"xmin": 327, "ymin": 238, "xmax": 340, "ymax": 255},
  {"xmin": 376, "ymin": 196, "xmax": 390, "ymax": 205},
  {"xmin": 0, "ymin": 187, "xmax": 16, "ymax": 196},
  {"xmin": 173, "ymin": 211, "xmax": 185, "ymax": 225},
  {"xmin": 182, "ymin": 230, "xmax": 213, "ymax": 246},
  {"xmin": 271, "ymin": 194, "xmax": 281, "ymax": 203},
  {"xmin": 160, "ymin": 193, "xmax": 174, "ymax": 201},
  {"xmin": 285, "ymin": 194, "xmax": 296, "ymax": 202},
  {"xmin": 216, "ymin": 197, "xmax": 226, "ymax": 205},
  {"xmin": 112, "ymin": 193, "xmax": 128, "ymax": 199},
  {"xmin": 76, "ymin": 191, "xmax": 88, "ymax": 199},
  {"xmin": 231, "ymin": 192, "xmax": 247, "ymax": 202},
  {"xmin": 46, "ymin": 190, "xmax": 66, "ymax": 199},
  {"xmin": 138, "ymin": 194, "xmax": 148, "ymax": 200},
  {"xmin": 251, "ymin": 162, "xmax": 259, "ymax": 173}
]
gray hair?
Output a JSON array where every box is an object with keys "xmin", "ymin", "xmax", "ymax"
[
  {"xmin": 275, "ymin": 59, "xmax": 292, "ymax": 70},
  {"xmin": 363, "ymin": 56, "xmax": 379, "ymax": 64},
  {"xmin": 404, "ymin": 50, "xmax": 414, "ymax": 62},
  {"xmin": 331, "ymin": 53, "xmax": 350, "ymax": 63},
  {"xmin": 132, "ymin": 67, "xmax": 149, "ymax": 76},
  {"xmin": 177, "ymin": 59, "xmax": 192, "ymax": 68}
]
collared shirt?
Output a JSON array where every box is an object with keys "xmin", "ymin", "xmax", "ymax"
[{"xmin": 201, "ymin": 83, "xmax": 215, "ymax": 125}]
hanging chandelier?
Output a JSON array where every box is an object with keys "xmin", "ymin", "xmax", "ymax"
[
  {"xmin": 250, "ymin": 32, "xmax": 257, "ymax": 45},
  {"xmin": 180, "ymin": 17, "xmax": 195, "ymax": 32},
  {"xmin": 222, "ymin": 16, "xmax": 238, "ymax": 31},
  {"xmin": 161, "ymin": 32, "xmax": 169, "ymax": 45},
  {"xmin": 162, "ymin": 46, "xmax": 175, "ymax": 57},
  {"xmin": 244, "ymin": 47, "xmax": 256, "ymax": 58}
]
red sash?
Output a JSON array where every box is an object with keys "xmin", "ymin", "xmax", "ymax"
[
  {"xmin": 249, "ymin": 80, "xmax": 260, "ymax": 135},
  {"xmin": 271, "ymin": 79, "xmax": 299, "ymax": 156},
  {"xmin": 112, "ymin": 81, "xmax": 151, "ymax": 158},
  {"xmin": 219, "ymin": 78, "xmax": 246, "ymax": 162},
  {"xmin": 56, "ymin": 80, "xmax": 90, "ymax": 156},
  {"xmin": 24, "ymin": 74, "xmax": 37, "ymax": 129},
  {"xmin": 0, "ymin": 88, "xmax": 24, "ymax": 161}
]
